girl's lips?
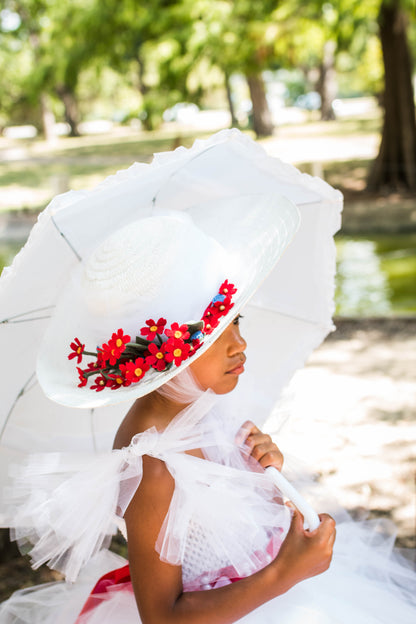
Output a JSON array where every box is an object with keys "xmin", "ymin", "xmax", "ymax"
[{"xmin": 226, "ymin": 364, "xmax": 245, "ymax": 375}]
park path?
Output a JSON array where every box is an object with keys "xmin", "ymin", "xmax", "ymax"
[{"xmin": 261, "ymin": 129, "xmax": 379, "ymax": 165}]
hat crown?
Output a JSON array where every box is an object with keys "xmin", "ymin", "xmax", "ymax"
[{"xmin": 81, "ymin": 214, "xmax": 229, "ymax": 338}]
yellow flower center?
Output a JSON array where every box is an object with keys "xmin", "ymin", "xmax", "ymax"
[
  {"xmin": 77, "ymin": 347, "xmax": 82, "ymax": 354},
  {"xmin": 116, "ymin": 377, "xmax": 123, "ymax": 384},
  {"xmin": 173, "ymin": 348, "xmax": 182, "ymax": 358},
  {"xmin": 150, "ymin": 325, "xmax": 157, "ymax": 332},
  {"xmin": 219, "ymin": 305, "xmax": 225, "ymax": 311},
  {"xmin": 174, "ymin": 330, "xmax": 182, "ymax": 338},
  {"xmin": 99, "ymin": 379, "xmax": 105, "ymax": 386},
  {"xmin": 134, "ymin": 368, "xmax": 142, "ymax": 377},
  {"xmin": 223, "ymin": 288, "xmax": 228, "ymax": 293},
  {"xmin": 156, "ymin": 352, "xmax": 164, "ymax": 359},
  {"xmin": 116, "ymin": 338, "xmax": 123, "ymax": 348}
]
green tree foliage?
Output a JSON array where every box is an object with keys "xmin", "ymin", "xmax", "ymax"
[
  {"xmin": 85, "ymin": 0, "xmax": 183, "ymax": 130},
  {"xmin": 1, "ymin": 0, "xmax": 414, "ymax": 186},
  {"xmin": 94, "ymin": 0, "xmax": 280, "ymax": 134},
  {"xmin": 186, "ymin": 0, "xmax": 278, "ymax": 135},
  {"xmin": 271, "ymin": 0, "xmax": 381, "ymax": 118},
  {"xmin": 0, "ymin": 0, "xmax": 115, "ymax": 136}
]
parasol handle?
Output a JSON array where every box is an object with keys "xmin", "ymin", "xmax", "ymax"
[{"xmin": 265, "ymin": 466, "xmax": 320, "ymax": 531}]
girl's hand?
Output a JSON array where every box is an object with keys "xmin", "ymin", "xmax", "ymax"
[
  {"xmin": 236, "ymin": 420, "xmax": 284, "ymax": 471},
  {"xmin": 274, "ymin": 507, "xmax": 336, "ymax": 588}
]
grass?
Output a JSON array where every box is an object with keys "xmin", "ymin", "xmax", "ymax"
[
  {"xmin": 315, "ymin": 158, "xmax": 371, "ymax": 193},
  {"xmin": 273, "ymin": 115, "xmax": 381, "ymax": 139},
  {"xmin": 0, "ymin": 127, "xmax": 212, "ymax": 212}
]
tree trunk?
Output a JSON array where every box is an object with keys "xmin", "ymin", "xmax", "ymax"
[
  {"xmin": 224, "ymin": 71, "xmax": 238, "ymax": 127},
  {"xmin": 40, "ymin": 93, "xmax": 56, "ymax": 143},
  {"xmin": 246, "ymin": 73, "xmax": 274, "ymax": 137},
  {"xmin": 317, "ymin": 40, "xmax": 337, "ymax": 121},
  {"xmin": 55, "ymin": 85, "xmax": 80, "ymax": 137},
  {"xmin": 137, "ymin": 54, "xmax": 154, "ymax": 132},
  {"xmin": 367, "ymin": 0, "xmax": 416, "ymax": 192},
  {"xmin": 137, "ymin": 54, "xmax": 149, "ymax": 98}
]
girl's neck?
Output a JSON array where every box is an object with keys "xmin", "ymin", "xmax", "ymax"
[{"xmin": 151, "ymin": 389, "xmax": 191, "ymax": 416}]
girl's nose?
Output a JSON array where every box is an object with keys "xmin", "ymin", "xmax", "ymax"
[{"xmin": 227, "ymin": 326, "xmax": 247, "ymax": 355}]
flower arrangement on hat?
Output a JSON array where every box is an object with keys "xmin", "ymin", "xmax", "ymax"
[{"xmin": 68, "ymin": 280, "xmax": 236, "ymax": 392}]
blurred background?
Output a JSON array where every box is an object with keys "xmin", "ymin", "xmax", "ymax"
[{"xmin": 0, "ymin": 0, "xmax": 415, "ymax": 599}]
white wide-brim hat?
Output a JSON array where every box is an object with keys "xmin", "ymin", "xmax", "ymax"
[{"xmin": 37, "ymin": 192, "xmax": 300, "ymax": 408}]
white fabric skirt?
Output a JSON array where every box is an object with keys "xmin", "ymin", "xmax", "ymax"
[{"xmin": 1, "ymin": 520, "xmax": 415, "ymax": 624}]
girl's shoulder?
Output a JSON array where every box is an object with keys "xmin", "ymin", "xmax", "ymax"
[{"xmin": 113, "ymin": 393, "xmax": 173, "ymax": 450}]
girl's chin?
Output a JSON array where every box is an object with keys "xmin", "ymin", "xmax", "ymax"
[{"xmin": 211, "ymin": 375, "xmax": 240, "ymax": 395}]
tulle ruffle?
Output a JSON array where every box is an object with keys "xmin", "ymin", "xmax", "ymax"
[
  {"xmin": 0, "ymin": 550, "xmax": 127, "ymax": 624},
  {"xmin": 3, "ymin": 391, "xmax": 290, "ymax": 588}
]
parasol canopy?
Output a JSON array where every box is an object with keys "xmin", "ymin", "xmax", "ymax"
[{"xmin": 0, "ymin": 129, "xmax": 342, "ymax": 523}]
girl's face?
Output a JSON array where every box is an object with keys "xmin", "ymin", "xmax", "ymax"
[{"xmin": 190, "ymin": 316, "xmax": 247, "ymax": 394}]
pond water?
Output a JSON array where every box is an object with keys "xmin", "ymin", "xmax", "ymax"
[
  {"xmin": 1, "ymin": 234, "xmax": 415, "ymax": 317},
  {"xmin": 335, "ymin": 234, "xmax": 416, "ymax": 316}
]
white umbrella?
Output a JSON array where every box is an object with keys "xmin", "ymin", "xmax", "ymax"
[{"xmin": 0, "ymin": 129, "xmax": 342, "ymax": 525}]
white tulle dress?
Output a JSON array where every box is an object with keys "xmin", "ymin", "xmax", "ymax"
[{"xmin": 1, "ymin": 386, "xmax": 415, "ymax": 624}]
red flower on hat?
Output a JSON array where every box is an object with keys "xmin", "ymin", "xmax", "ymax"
[
  {"xmin": 213, "ymin": 295, "xmax": 233, "ymax": 316},
  {"xmin": 164, "ymin": 337, "xmax": 191, "ymax": 367},
  {"xmin": 202, "ymin": 311, "xmax": 220, "ymax": 334},
  {"xmin": 165, "ymin": 322, "xmax": 190, "ymax": 341},
  {"xmin": 108, "ymin": 373, "xmax": 130, "ymax": 389},
  {"xmin": 85, "ymin": 361, "xmax": 101, "ymax": 372},
  {"xmin": 189, "ymin": 338, "xmax": 202, "ymax": 355},
  {"xmin": 90, "ymin": 375, "xmax": 111, "ymax": 392},
  {"xmin": 219, "ymin": 280, "xmax": 237, "ymax": 296},
  {"xmin": 76, "ymin": 367, "xmax": 88, "ymax": 387},
  {"xmin": 120, "ymin": 357, "xmax": 150, "ymax": 383},
  {"xmin": 101, "ymin": 329, "xmax": 131, "ymax": 366},
  {"xmin": 140, "ymin": 318, "xmax": 167, "ymax": 341},
  {"xmin": 68, "ymin": 338, "xmax": 85, "ymax": 364},
  {"xmin": 146, "ymin": 342, "xmax": 168, "ymax": 371},
  {"xmin": 68, "ymin": 278, "xmax": 239, "ymax": 392}
]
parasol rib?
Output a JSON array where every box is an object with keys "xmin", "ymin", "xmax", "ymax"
[
  {"xmin": 152, "ymin": 143, "xmax": 220, "ymax": 208},
  {"xmin": 0, "ymin": 373, "xmax": 37, "ymax": 443},
  {"xmin": 51, "ymin": 216, "xmax": 83, "ymax": 261},
  {"xmin": 1, "ymin": 306, "xmax": 54, "ymax": 324}
]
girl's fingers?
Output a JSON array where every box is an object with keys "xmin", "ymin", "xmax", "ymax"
[
  {"xmin": 327, "ymin": 529, "xmax": 337, "ymax": 548},
  {"xmin": 236, "ymin": 421, "xmax": 284, "ymax": 470},
  {"xmin": 253, "ymin": 447, "xmax": 283, "ymax": 470},
  {"xmin": 235, "ymin": 420, "xmax": 258, "ymax": 446},
  {"xmin": 248, "ymin": 437, "xmax": 283, "ymax": 469},
  {"xmin": 316, "ymin": 515, "xmax": 337, "ymax": 541},
  {"xmin": 246, "ymin": 432, "xmax": 271, "ymax": 448}
]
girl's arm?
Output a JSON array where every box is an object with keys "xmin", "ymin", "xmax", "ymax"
[{"xmin": 125, "ymin": 453, "xmax": 336, "ymax": 624}]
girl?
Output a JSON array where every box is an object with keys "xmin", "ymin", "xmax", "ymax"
[{"xmin": 112, "ymin": 320, "xmax": 336, "ymax": 624}]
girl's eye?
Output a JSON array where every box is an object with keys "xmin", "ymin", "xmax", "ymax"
[{"xmin": 233, "ymin": 314, "xmax": 243, "ymax": 325}]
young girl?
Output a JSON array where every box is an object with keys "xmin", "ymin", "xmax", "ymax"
[
  {"xmin": 110, "ymin": 322, "xmax": 336, "ymax": 624},
  {"xmin": 0, "ymin": 131, "xmax": 415, "ymax": 623}
]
